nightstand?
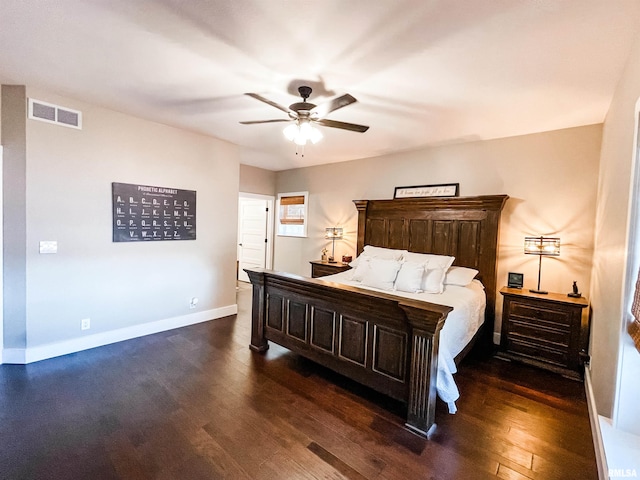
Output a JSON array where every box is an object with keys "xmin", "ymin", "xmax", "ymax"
[
  {"xmin": 498, "ymin": 287, "xmax": 590, "ymax": 380},
  {"xmin": 310, "ymin": 260, "xmax": 352, "ymax": 278}
]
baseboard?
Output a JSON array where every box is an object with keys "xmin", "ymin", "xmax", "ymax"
[
  {"xmin": 1, "ymin": 304, "xmax": 237, "ymax": 365},
  {"xmin": 584, "ymin": 367, "xmax": 609, "ymax": 480},
  {"xmin": 2, "ymin": 348, "xmax": 26, "ymax": 364}
]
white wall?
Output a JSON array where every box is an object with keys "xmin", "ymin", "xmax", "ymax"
[
  {"xmin": 590, "ymin": 28, "xmax": 640, "ymax": 431},
  {"xmin": 3, "ymin": 86, "xmax": 240, "ymax": 359},
  {"xmin": 615, "ymin": 101, "xmax": 640, "ymax": 436},
  {"xmin": 275, "ymin": 124, "xmax": 602, "ymax": 338}
]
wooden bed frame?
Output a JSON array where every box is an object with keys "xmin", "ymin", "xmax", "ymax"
[{"xmin": 246, "ymin": 194, "xmax": 508, "ymax": 436}]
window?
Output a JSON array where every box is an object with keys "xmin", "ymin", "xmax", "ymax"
[{"xmin": 277, "ymin": 192, "xmax": 308, "ymax": 237}]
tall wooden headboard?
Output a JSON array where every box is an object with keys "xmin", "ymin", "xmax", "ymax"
[{"xmin": 353, "ymin": 195, "xmax": 508, "ymax": 346}]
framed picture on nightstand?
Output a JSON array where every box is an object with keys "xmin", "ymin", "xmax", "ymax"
[{"xmin": 507, "ymin": 272, "xmax": 524, "ymax": 289}]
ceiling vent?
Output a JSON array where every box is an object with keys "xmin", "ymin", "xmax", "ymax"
[{"xmin": 28, "ymin": 98, "xmax": 82, "ymax": 130}]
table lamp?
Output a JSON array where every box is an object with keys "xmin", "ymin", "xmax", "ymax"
[
  {"xmin": 524, "ymin": 236, "xmax": 560, "ymax": 294},
  {"xmin": 325, "ymin": 227, "xmax": 343, "ymax": 263}
]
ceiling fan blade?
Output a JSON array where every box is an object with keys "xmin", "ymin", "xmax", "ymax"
[
  {"xmin": 240, "ymin": 119, "xmax": 291, "ymax": 125},
  {"xmin": 245, "ymin": 93, "xmax": 292, "ymax": 115},
  {"xmin": 311, "ymin": 94, "xmax": 357, "ymax": 118},
  {"xmin": 315, "ymin": 119, "xmax": 369, "ymax": 133}
]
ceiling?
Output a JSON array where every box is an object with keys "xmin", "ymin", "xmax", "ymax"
[{"xmin": 1, "ymin": 0, "xmax": 639, "ymax": 171}]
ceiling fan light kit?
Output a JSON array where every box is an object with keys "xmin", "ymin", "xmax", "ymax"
[
  {"xmin": 283, "ymin": 121, "xmax": 323, "ymax": 146},
  {"xmin": 241, "ymin": 85, "xmax": 369, "ymax": 153}
]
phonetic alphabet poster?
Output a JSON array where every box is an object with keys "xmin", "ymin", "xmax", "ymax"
[{"xmin": 112, "ymin": 182, "xmax": 196, "ymax": 242}]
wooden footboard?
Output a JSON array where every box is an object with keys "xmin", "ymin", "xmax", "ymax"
[{"xmin": 246, "ymin": 268, "xmax": 452, "ymax": 436}]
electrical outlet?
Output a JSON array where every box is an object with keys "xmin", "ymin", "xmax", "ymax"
[
  {"xmin": 189, "ymin": 297, "xmax": 198, "ymax": 309},
  {"xmin": 81, "ymin": 318, "xmax": 90, "ymax": 330}
]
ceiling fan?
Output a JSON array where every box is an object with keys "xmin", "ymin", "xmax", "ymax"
[{"xmin": 240, "ymin": 86, "xmax": 369, "ymax": 147}]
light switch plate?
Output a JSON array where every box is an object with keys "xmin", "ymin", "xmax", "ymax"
[{"xmin": 39, "ymin": 241, "xmax": 58, "ymax": 254}]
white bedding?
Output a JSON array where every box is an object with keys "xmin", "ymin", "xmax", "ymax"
[{"xmin": 322, "ymin": 269, "xmax": 486, "ymax": 414}]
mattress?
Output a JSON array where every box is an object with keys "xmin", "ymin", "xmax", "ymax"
[{"xmin": 322, "ymin": 269, "xmax": 486, "ymax": 413}]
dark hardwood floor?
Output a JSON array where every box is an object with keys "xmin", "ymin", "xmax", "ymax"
[{"xmin": 0, "ymin": 282, "xmax": 598, "ymax": 479}]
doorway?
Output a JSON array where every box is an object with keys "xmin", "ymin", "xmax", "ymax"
[{"xmin": 237, "ymin": 193, "xmax": 274, "ymax": 282}]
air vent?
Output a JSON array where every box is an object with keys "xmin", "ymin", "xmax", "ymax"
[{"xmin": 28, "ymin": 98, "xmax": 82, "ymax": 129}]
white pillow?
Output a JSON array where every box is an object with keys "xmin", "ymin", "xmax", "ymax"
[
  {"xmin": 444, "ymin": 266, "xmax": 479, "ymax": 286},
  {"xmin": 349, "ymin": 256, "xmax": 362, "ymax": 268},
  {"xmin": 350, "ymin": 245, "xmax": 407, "ymax": 268},
  {"xmin": 350, "ymin": 256, "xmax": 370, "ymax": 282},
  {"xmin": 402, "ymin": 252, "xmax": 455, "ymax": 270},
  {"xmin": 402, "ymin": 253, "xmax": 455, "ymax": 294},
  {"xmin": 360, "ymin": 258, "xmax": 402, "ymax": 291},
  {"xmin": 422, "ymin": 266, "xmax": 448, "ymax": 294},
  {"xmin": 394, "ymin": 261, "xmax": 426, "ymax": 293},
  {"xmin": 363, "ymin": 245, "xmax": 406, "ymax": 259}
]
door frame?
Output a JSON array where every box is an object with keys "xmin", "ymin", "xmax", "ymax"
[
  {"xmin": 238, "ymin": 192, "xmax": 275, "ymax": 272},
  {"xmin": 0, "ymin": 146, "xmax": 4, "ymax": 362}
]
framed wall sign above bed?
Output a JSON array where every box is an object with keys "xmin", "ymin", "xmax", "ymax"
[{"xmin": 394, "ymin": 183, "xmax": 459, "ymax": 198}]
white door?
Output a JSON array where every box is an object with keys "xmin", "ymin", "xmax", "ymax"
[{"xmin": 238, "ymin": 197, "xmax": 269, "ymax": 282}]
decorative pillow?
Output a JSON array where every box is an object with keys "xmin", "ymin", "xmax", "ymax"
[
  {"xmin": 444, "ymin": 266, "xmax": 479, "ymax": 286},
  {"xmin": 349, "ymin": 255, "xmax": 362, "ymax": 268},
  {"xmin": 363, "ymin": 245, "xmax": 406, "ymax": 259},
  {"xmin": 394, "ymin": 261, "xmax": 426, "ymax": 293},
  {"xmin": 422, "ymin": 266, "xmax": 448, "ymax": 294},
  {"xmin": 350, "ymin": 256, "xmax": 371, "ymax": 282},
  {"xmin": 402, "ymin": 252, "xmax": 455, "ymax": 269},
  {"xmin": 350, "ymin": 245, "xmax": 407, "ymax": 268},
  {"xmin": 402, "ymin": 253, "xmax": 455, "ymax": 294},
  {"xmin": 360, "ymin": 258, "xmax": 402, "ymax": 291}
]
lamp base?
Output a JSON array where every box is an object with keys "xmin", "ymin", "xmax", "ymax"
[{"xmin": 529, "ymin": 288, "xmax": 548, "ymax": 294}]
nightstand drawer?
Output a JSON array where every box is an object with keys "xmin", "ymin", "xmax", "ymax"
[
  {"xmin": 507, "ymin": 337, "xmax": 569, "ymax": 366},
  {"xmin": 310, "ymin": 261, "xmax": 352, "ymax": 278},
  {"xmin": 508, "ymin": 302, "xmax": 572, "ymax": 326},
  {"xmin": 312, "ymin": 264, "xmax": 340, "ymax": 277},
  {"xmin": 509, "ymin": 319, "xmax": 571, "ymax": 348}
]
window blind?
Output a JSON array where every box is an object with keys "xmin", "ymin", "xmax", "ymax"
[{"xmin": 629, "ymin": 268, "xmax": 640, "ymax": 353}]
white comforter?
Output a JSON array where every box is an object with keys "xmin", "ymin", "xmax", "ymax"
[{"xmin": 321, "ymin": 270, "xmax": 486, "ymax": 413}]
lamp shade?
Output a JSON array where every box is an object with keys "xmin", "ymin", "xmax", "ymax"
[
  {"xmin": 524, "ymin": 236, "xmax": 560, "ymax": 256},
  {"xmin": 325, "ymin": 227, "xmax": 343, "ymax": 239},
  {"xmin": 283, "ymin": 124, "xmax": 298, "ymax": 141}
]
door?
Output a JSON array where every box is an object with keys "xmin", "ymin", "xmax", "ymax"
[{"xmin": 238, "ymin": 197, "xmax": 269, "ymax": 282}]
